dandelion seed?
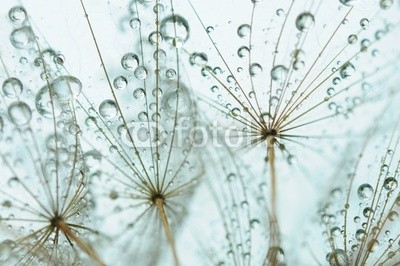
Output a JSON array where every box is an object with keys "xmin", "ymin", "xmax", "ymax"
[{"xmin": 186, "ymin": 0, "xmax": 400, "ymax": 263}]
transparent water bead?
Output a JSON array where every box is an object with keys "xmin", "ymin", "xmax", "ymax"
[
  {"xmin": 360, "ymin": 18, "xmax": 369, "ymax": 30},
  {"xmin": 129, "ymin": 18, "xmax": 141, "ymax": 29},
  {"xmin": 10, "ymin": 26, "xmax": 35, "ymax": 49},
  {"xmin": 99, "ymin": 100, "xmax": 118, "ymax": 120},
  {"xmin": 8, "ymin": 101, "xmax": 32, "ymax": 126},
  {"xmin": 249, "ymin": 63, "xmax": 262, "ymax": 76},
  {"xmin": 134, "ymin": 66, "xmax": 148, "ymax": 80},
  {"xmin": 35, "ymin": 85, "xmax": 62, "ymax": 118},
  {"xmin": 295, "ymin": 12, "xmax": 314, "ymax": 32},
  {"xmin": 357, "ymin": 183, "xmax": 373, "ymax": 200},
  {"xmin": 160, "ymin": 15, "xmax": 189, "ymax": 44},
  {"xmin": 51, "ymin": 75, "xmax": 82, "ymax": 101},
  {"xmin": 2, "ymin": 78, "xmax": 23, "ymax": 98},
  {"xmin": 8, "ymin": 6, "xmax": 27, "ymax": 23},
  {"xmin": 237, "ymin": 46, "xmax": 250, "ymax": 58},
  {"xmin": 327, "ymin": 249, "xmax": 349, "ymax": 265},
  {"xmin": 113, "ymin": 76, "xmax": 128, "ymax": 90},
  {"xmin": 237, "ymin": 24, "xmax": 251, "ymax": 38},
  {"xmin": 347, "ymin": 34, "xmax": 358, "ymax": 45},
  {"xmin": 339, "ymin": 62, "xmax": 355, "ymax": 79},
  {"xmin": 380, "ymin": 0, "xmax": 393, "ymax": 9},
  {"xmin": 162, "ymin": 83, "xmax": 192, "ymax": 117},
  {"xmin": 121, "ymin": 53, "xmax": 139, "ymax": 70},
  {"xmin": 133, "ymin": 88, "xmax": 145, "ymax": 99},
  {"xmin": 271, "ymin": 65, "xmax": 288, "ymax": 81}
]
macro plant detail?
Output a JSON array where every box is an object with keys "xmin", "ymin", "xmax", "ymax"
[
  {"xmin": 303, "ymin": 107, "xmax": 400, "ymax": 265},
  {"xmin": 0, "ymin": 10, "xmax": 103, "ymax": 264},
  {"xmin": 0, "ymin": 0, "xmax": 399, "ymax": 265},
  {"xmin": 185, "ymin": 0, "xmax": 400, "ymax": 262}
]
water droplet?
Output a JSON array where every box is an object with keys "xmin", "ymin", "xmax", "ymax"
[
  {"xmin": 162, "ymin": 85, "xmax": 191, "ymax": 117},
  {"xmin": 133, "ymin": 88, "xmax": 145, "ymax": 99},
  {"xmin": 10, "ymin": 26, "xmax": 35, "ymax": 49},
  {"xmin": 237, "ymin": 24, "xmax": 251, "ymax": 38},
  {"xmin": 153, "ymin": 49, "xmax": 166, "ymax": 61},
  {"xmin": 8, "ymin": 177, "xmax": 20, "ymax": 188},
  {"xmin": 383, "ymin": 177, "xmax": 397, "ymax": 190},
  {"xmin": 189, "ymin": 52, "xmax": 208, "ymax": 66},
  {"xmin": 347, "ymin": 34, "xmax": 358, "ymax": 45},
  {"xmin": 363, "ymin": 207, "xmax": 373, "ymax": 218},
  {"xmin": 340, "ymin": 62, "xmax": 355, "ymax": 79},
  {"xmin": 2, "ymin": 78, "xmax": 23, "ymax": 98},
  {"xmin": 237, "ymin": 46, "xmax": 250, "ymax": 58},
  {"xmin": 267, "ymin": 246, "xmax": 285, "ymax": 264},
  {"xmin": 269, "ymin": 96, "xmax": 279, "ymax": 107},
  {"xmin": 113, "ymin": 76, "xmax": 128, "ymax": 90},
  {"xmin": 249, "ymin": 63, "xmax": 262, "ymax": 76},
  {"xmin": 160, "ymin": 15, "xmax": 189, "ymax": 45},
  {"xmin": 121, "ymin": 53, "xmax": 139, "ymax": 70},
  {"xmin": 327, "ymin": 87, "xmax": 335, "ymax": 96},
  {"xmin": 295, "ymin": 12, "xmax": 314, "ymax": 32},
  {"xmin": 327, "ymin": 249, "xmax": 348, "ymax": 265},
  {"xmin": 276, "ymin": 9, "xmax": 284, "ymax": 16},
  {"xmin": 99, "ymin": 100, "xmax": 118, "ymax": 119},
  {"xmin": 357, "ymin": 183, "xmax": 373, "ymax": 200},
  {"xmin": 130, "ymin": 18, "xmax": 141, "ymax": 29},
  {"xmin": 8, "ymin": 6, "xmax": 27, "ymax": 23},
  {"xmin": 388, "ymin": 211, "xmax": 399, "ymax": 221},
  {"xmin": 51, "ymin": 75, "xmax": 82, "ymax": 101},
  {"xmin": 35, "ymin": 85, "xmax": 62, "ymax": 118},
  {"xmin": 380, "ymin": 0, "xmax": 393, "ymax": 10},
  {"xmin": 166, "ymin": 69, "xmax": 176, "ymax": 79},
  {"xmin": 134, "ymin": 66, "xmax": 148, "ymax": 80},
  {"xmin": 293, "ymin": 59, "xmax": 304, "ymax": 70},
  {"xmin": 8, "ymin": 101, "xmax": 32, "ymax": 126},
  {"xmin": 230, "ymin": 108, "xmax": 241, "ymax": 117},
  {"xmin": 109, "ymin": 190, "xmax": 119, "ymax": 199},
  {"xmin": 271, "ymin": 65, "xmax": 288, "ymax": 81},
  {"xmin": 360, "ymin": 18, "xmax": 369, "ymax": 30},
  {"xmin": 355, "ymin": 229, "xmax": 366, "ymax": 241}
]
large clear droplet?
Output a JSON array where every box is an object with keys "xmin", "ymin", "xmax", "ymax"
[
  {"xmin": 8, "ymin": 6, "xmax": 27, "ymax": 23},
  {"xmin": 99, "ymin": 100, "xmax": 118, "ymax": 120},
  {"xmin": 51, "ymin": 75, "xmax": 82, "ymax": 101},
  {"xmin": 380, "ymin": 0, "xmax": 393, "ymax": 10},
  {"xmin": 10, "ymin": 26, "xmax": 35, "ymax": 49},
  {"xmin": 134, "ymin": 66, "xmax": 148, "ymax": 80},
  {"xmin": 249, "ymin": 63, "xmax": 262, "ymax": 76},
  {"xmin": 162, "ymin": 84, "xmax": 192, "ymax": 117},
  {"xmin": 121, "ymin": 53, "xmax": 139, "ymax": 70},
  {"xmin": 237, "ymin": 24, "xmax": 251, "ymax": 38},
  {"xmin": 113, "ymin": 76, "xmax": 128, "ymax": 90},
  {"xmin": 8, "ymin": 101, "xmax": 32, "ymax": 126},
  {"xmin": 295, "ymin": 12, "xmax": 314, "ymax": 32},
  {"xmin": 339, "ymin": 62, "xmax": 355, "ymax": 79},
  {"xmin": 35, "ymin": 85, "xmax": 62, "ymax": 118},
  {"xmin": 271, "ymin": 65, "xmax": 288, "ymax": 81},
  {"xmin": 2, "ymin": 78, "xmax": 23, "ymax": 98},
  {"xmin": 160, "ymin": 15, "xmax": 190, "ymax": 45},
  {"xmin": 327, "ymin": 249, "xmax": 349, "ymax": 265},
  {"xmin": 357, "ymin": 183, "xmax": 373, "ymax": 200}
]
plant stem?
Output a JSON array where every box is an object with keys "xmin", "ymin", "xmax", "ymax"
[
  {"xmin": 154, "ymin": 198, "xmax": 180, "ymax": 266},
  {"xmin": 266, "ymin": 136, "xmax": 281, "ymax": 266},
  {"xmin": 57, "ymin": 220, "xmax": 105, "ymax": 266}
]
